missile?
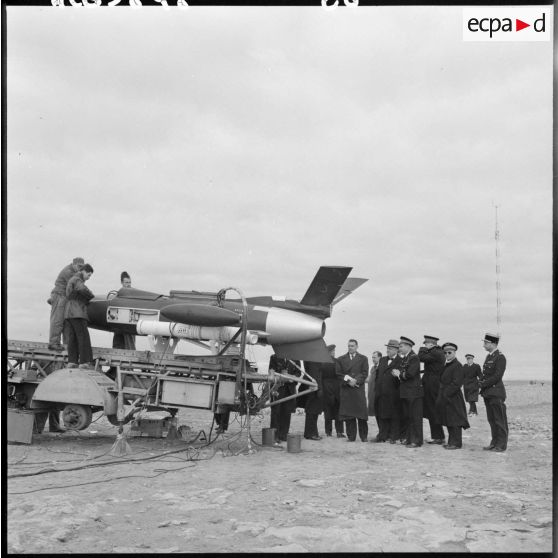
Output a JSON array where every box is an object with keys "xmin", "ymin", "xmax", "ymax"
[
  {"xmin": 160, "ymin": 303, "xmax": 241, "ymax": 327},
  {"xmin": 87, "ymin": 266, "xmax": 368, "ymax": 362}
]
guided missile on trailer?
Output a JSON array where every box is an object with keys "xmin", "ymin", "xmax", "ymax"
[{"xmin": 87, "ymin": 266, "xmax": 368, "ymax": 362}]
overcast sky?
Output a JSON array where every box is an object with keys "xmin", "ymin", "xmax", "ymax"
[{"xmin": 6, "ymin": 5, "xmax": 553, "ymax": 379}]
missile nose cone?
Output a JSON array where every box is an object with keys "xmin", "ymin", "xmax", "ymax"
[{"xmin": 160, "ymin": 303, "xmax": 241, "ymax": 327}]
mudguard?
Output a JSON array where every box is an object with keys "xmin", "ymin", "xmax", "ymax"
[{"xmin": 31, "ymin": 368, "xmax": 117, "ymax": 415}]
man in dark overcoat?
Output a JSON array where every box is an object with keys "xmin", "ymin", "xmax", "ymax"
[
  {"xmin": 393, "ymin": 336, "xmax": 423, "ymax": 448},
  {"xmin": 367, "ymin": 351, "xmax": 382, "ymax": 419},
  {"xmin": 320, "ymin": 344, "xmax": 344, "ymax": 437},
  {"xmin": 335, "ymin": 339, "xmax": 369, "ymax": 442},
  {"xmin": 268, "ymin": 354, "xmax": 301, "ymax": 443},
  {"xmin": 418, "ymin": 335, "xmax": 446, "ymax": 445},
  {"xmin": 463, "ymin": 354, "xmax": 482, "ymax": 415},
  {"xmin": 301, "ymin": 360, "xmax": 324, "ymax": 440},
  {"xmin": 435, "ymin": 342, "xmax": 470, "ymax": 449},
  {"xmin": 479, "ymin": 333, "xmax": 508, "ymax": 452},
  {"xmin": 373, "ymin": 339, "xmax": 401, "ymax": 443}
]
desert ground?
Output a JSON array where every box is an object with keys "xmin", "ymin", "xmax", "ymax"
[{"xmin": 7, "ymin": 380, "xmax": 553, "ymax": 554}]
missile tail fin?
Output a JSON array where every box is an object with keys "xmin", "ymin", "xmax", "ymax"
[
  {"xmin": 299, "ymin": 266, "xmax": 353, "ymax": 307},
  {"xmin": 332, "ymin": 277, "xmax": 369, "ymax": 306},
  {"xmin": 272, "ymin": 338, "xmax": 332, "ymax": 363}
]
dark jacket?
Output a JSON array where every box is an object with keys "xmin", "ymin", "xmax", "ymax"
[
  {"xmin": 51, "ymin": 264, "xmax": 76, "ymax": 296},
  {"xmin": 336, "ymin": 352, "xmax": 369, "ymax": 420},
  {"xmin": 479, "ymin": 350, "xmax": 507, "ymax": 400},
  {"xmin": 367, "ymin": 364, "xmax": 379, "ymax": 416},
  {"xmin": 320, "ymin": 360, "xmax": 340, "ymax": 407},
  {"xmin": 64, "ymin": 273, "xmax": 94, "ymax": 320},
  {"xmin": 435, "ymin": 358, "xmax": 470, "ymax": 428},
  {"xmin": 463, "ymin": 363, "xmax": 482, "ymax": 402},
  {"xmin": 269, "ymin": 355, "xmax": 301, "ymax": 413},
  {"xmin": 398, "ymin": 351, "xmax": 423, "ymax": 399},
  {"xmin": 300, "ymin": 361, "xmax": 324, "ymax": 414},
  {"xmin": 418, "ymin": 345, "xmax": 445, "ymax": 421},
  {"xmin": 374, "ymin": 355, "xmax": 401, "ymax": 418}
]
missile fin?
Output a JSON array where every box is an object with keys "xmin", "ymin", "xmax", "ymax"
[
  {"xmin": 332, "ymin": 277, "xmax": 369, "ymax": 306},
  {"xmin": 272, "ymin": 338, "xmax": 333, "ymax": 363},
  {"xmin": 300, "ymin": 266, "xmax": 353, "ymax": 307}
]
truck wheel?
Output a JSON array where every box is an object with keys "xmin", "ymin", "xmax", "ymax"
[{"xmin": 62, "ymin": 404, "xmax": 92, "ymax": 430}]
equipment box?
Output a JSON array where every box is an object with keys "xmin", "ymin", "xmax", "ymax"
[{"xmin": 8, "ymin": 408, "xmax": 35, "ymax": 444}]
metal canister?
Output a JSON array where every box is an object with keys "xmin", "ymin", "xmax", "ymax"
[
  {"xmin": 287, "ymin": 433, "xmax": 302, "ymax": 453},
  {"xmin": 262, "ymin": 427, "xmax": 276, "ymax": 446}
]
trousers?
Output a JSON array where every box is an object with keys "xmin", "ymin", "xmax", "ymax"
[
  {"xmin": 345, "ymin": 418, "xmax": 368, "ymax": 441},
  {"xmin": 428, "ymin": 419, "xmax": 445, "ymax": 441},
  {"xmin": 484, "ymin": 396, "xmax": 508, "ymax": 450},
  {"xmin": 66, "ymin": 318, "xmax": 93, "ymax": 365},
  {"xmin": 49, "ymin": 293, "xmax": 67, "ymax": 346},
  {"xmin": 270, "ymin": 403, "xmax": 292, "ymax": 441},
  {"xmin": 447, "ymin": 425, "xmax": 463, "ymax": 448},
  {"xmin": 401, "ymin": 397, "xmax": 423, "ymax": 445},
  {"xmin": 304, "ymin": 413, "xmax": 320, "ymax": 438}
]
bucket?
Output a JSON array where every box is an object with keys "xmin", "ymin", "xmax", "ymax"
[
  {"xmin": 262, "ymin": 427, "xmax": 276, "ymax": 446},
  {"xmin": 287, "ymin": 433, "xmax": 302, "ymax": 453}
]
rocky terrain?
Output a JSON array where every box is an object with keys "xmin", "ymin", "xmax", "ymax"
[{"xmin": 7, "ymin": 380, "xmax": 552, "ymax": 553}]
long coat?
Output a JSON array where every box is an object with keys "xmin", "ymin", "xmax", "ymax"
[
  {"xmin": 463, "ymin": 363, "xmax": 482, "ymax": 402},
  {"xmin": 321, "ymin": 360, "xmax": 340, "ymax": 408},
  {"xmin": 479, "ymin": 350, "xmax": 507, "ymax": 400},
  {"xmin": 367, "ymin": 364, "xmax": 379, "ymax": 416},
  {"xmin": 418, "ymin": 345, "xmax": 445, "ymax": 421},
  {"xmin": 269, "ymin": 355, "xmax": 300, "ymax": 413},
  {"xmin": 335, "ymin": 352, "xmax": 369, "ymax": 421},
  {"xmin": 398, "ymin": 351, "xmax": 423, "ymax": 399},
  {"xmin": 435, "ymin": 359, "xmax": 470, "ymax": 428},
  {"xmin": 64, "ymin": 273, "xmax": 94, "ymax": 320},
  {"xmin": 374, "ymin": 355, "xmax": 401, "ymax": 418},
  {"xmin": 300, "ymin": 361, "xmax": 324, "ymax": 415}
]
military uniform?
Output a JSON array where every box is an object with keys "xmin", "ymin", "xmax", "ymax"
[
  {"xmin": 398, "ymin": 347, "xmax": 423, "ymax": 446},
  {"xmin": 480, "ymin": 349, "xmax": 508, "ymax": 450},
  {"xmin": 418, "ymin": 344, "xmax": 445, "ymax": 442}
]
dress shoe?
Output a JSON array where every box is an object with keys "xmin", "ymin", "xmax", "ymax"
[
  {"xmin": 483, "ymin": 445, "xmax": 495, "ymax": 451},
  {"xmin": 304, "ymin": 435, "xmax": 322, "ymax": 441},
  {"xmin": 48, "ymin": 344, "xmax": 65, "ymax": 352},
  {"xmin": 444, "ymin": 445, "xmax": 459, "ymax": 450},
  {"xmin": 389, "ymin": 439, "xmax": 397, "ymax": 444},
  {"xmin": 326, "ymin": 433, "xmax": 332, "ymax": 437},
  {"xmin": 347, "ymin": 438, "xmax": 356, "ymax": 442},
  {"xmin": 79, "ymin": 363, "xmax": 93, "ymax": 370},
  {"xmin": 67, "ymin": 362, "xmax": 78, "ymax": 368},
  {"xmin": 337, "ymin": 433, "xmax": 346, "ymax": 438},
  {"xmin": 374, "ymin": 436, "xmax": 386, "ymax": 443},
  {"xmin": 406, "ymin": 443, "xmax": 421, "ymax": 448},
  {"xmin": 360, "ymin": 438, "xmax": 368, "ymax": 443},
  {"xmin": 427, "ymin": 439, "xmax": 444, "ymax": 445},
  {"xmin": 216, "ymin": 427, "xmax": 226, "ymax": 434},
  {"xmin": 492, "ymin": 447, "xmax": 506, "ymax": 452}
]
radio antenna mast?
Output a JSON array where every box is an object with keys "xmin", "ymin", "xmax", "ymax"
[{"xmin": 494, "ymin": 204, "xmax": 502, "ymax": 336}]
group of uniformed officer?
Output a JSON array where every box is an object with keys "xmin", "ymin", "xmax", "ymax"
[{"xmin": 268, "ymin": 332, "xmax": 508, "ymax": 452}]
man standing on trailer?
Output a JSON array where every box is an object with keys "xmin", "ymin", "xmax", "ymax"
[{"xmin": 47, "ymin": 257, "xmax": 84, "ymax": 351}]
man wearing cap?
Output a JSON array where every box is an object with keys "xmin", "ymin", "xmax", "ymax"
[
  {"xmin": 373, "ymin": 340, "xmax": 402, "ymax": 443},
  {"xmin": 436, "ymin": 343, "xmax": 470, "ymax": 449},
  {"xmin": 480, "ymin": 333, "xmax": 508, "ymax": 452},
  {"xmin": 47, "ymin": 257, "xmax": 84, "ymax": 351},
  {"xmin": 336, "ymin": 339, "xmax": 369, "ymax": 442},
  {"xmin": 392, "ymin": 337, "xmax": 423, "ymax": 448},
  {"xmin": 463, "ymin": 354, "xmax": 482, "ymax": 416},
  {"xmin": 418, "ymin": 335, "xmax": 446, "ymax": 445},
  {"xmin": 367, "ymin": 351, "xmax": 382, "ymax": 421},
  {"xmin": 321, "ymin": 344, "xmax": 345, "ymax": 438}
]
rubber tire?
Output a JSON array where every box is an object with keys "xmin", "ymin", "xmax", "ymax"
[{"xmin": 62, "ymin": 404, "xmax": 93, "ymax": 430}]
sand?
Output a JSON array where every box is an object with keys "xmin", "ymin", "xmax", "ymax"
[{"xmin": 7, "ymin": 380, "xmax": 552, "ymax": 553}]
